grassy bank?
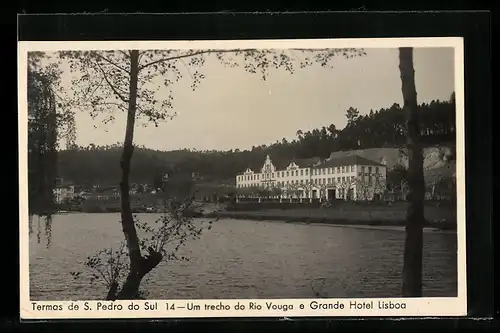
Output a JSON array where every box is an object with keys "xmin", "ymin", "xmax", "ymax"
[{"xmin": 204, "ymin": 201, "xmax": 457, "ymax": 231}]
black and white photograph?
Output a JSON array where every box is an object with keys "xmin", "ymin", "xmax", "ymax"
[{"xmin": 19, "ymin": 38, "xmax": 466, "ymax": 318}]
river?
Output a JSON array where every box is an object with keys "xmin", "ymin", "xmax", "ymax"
[{"xmin": 28, "ymin": 213, "xmax": 457, "ymax": 301}]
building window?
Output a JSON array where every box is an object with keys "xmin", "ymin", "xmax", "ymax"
[
  {"xmin": 277, "ymin": 173, "xmax": 280, "ymax": 178},
  {"xmin": 300, "ymin": 169, "xmax": 303, "ymax": 176},
  {"xmin": 332, "ymin": 178, "xmax": 335, "ymax": 184},
  {"xmin": 368, "ymin": 167, "xmax": 372, "ymax": 174},
  {"xmin": 287, "ymin": 180, "xmax": 289, "ymax": 184},
  {"xmin": 286, "ymin": 171, "xmax": 289, "ymax": 177},
  {"xmin": 301, "ymin": 179, "xmax": 304, "ymax": 184},
  {"xmin": 327, "ymin": 178, "xmax": 331, "ymax": 184},
  {"xmin": 272, "ymin": 173, "xmax": 274, "ymax": 178},
  {"xmin": 322, "ymin": 169, "xmax": 326, "ymax": 175},
  {"xmin": 337, "ymin": 167, "xmax": 340, "ymax": 173},
  {"xmin": 342, "ymin": 176, "xmax": 345, "ymax": 182},
  {"xmin": 350, "ymin": 165, "xmax": 354, "ymax": 172},
  {"xmin": 361, "ymin": 166, "xmax": 365, "ymax": 173},
  {"xmin": 375, "ymin": 167, "xmax": 379, "ymax": 173}
]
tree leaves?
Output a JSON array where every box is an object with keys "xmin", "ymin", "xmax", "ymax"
[
  {"xmin": 52, "ymin": 48, "xmax": 366, "ymax": 130},
  {"xmin": 40, "ymin": 46, "xmax": 365, "ymax": 298}
]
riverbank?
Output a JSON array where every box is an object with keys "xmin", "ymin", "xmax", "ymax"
[{"xmin": 203, "ymin": 209, "xmax": 457, "ymax": 231}]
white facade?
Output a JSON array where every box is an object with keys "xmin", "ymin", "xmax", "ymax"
[
  {"xmin": 235, "ymin": 154, "xmax": 387, "ymax": 201},
  {"xmin": 53, "ymin": 185, "xmax": 75, "ymax": 204}
]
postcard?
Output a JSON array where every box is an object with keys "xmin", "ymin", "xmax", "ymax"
[{"xmin": 19, "ymin": 37, "xmax": 466, "ymax": 319}]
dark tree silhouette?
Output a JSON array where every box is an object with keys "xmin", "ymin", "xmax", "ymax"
[
  {"xmin": 51, "ymin": 47, "xmax": 365, "ymax": 300},
  {"xmin": 399, "ymin": 47, "xmax": 426, "ymax": 297}
]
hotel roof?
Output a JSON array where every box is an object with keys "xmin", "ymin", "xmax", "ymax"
[
  {"xmin": 239, "ymin": 154, "xmax": 384, "ymax": 176},
  {"xmin": 314, "ymin": 154, "xmax": 385, "ymax": 168},
  {"xmin": 290, "ymin": 157, "xmax": 324, "ymax": 168}
]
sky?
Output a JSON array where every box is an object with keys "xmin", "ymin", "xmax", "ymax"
[{"xmin": 54, "ymin": 47, "xmax": 455, "ymax": 152}]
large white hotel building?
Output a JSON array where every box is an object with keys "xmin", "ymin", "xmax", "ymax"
[{"xmin": 235, "ymin": 154, "xmax": 387, "ymax": 201}]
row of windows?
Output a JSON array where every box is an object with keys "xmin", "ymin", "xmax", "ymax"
[
  {"xmin": 238, "ymin": 165, "xmax": 380, "ymax": 182},
  {"xmin": 237, "ymin": 175, "xmax": 379, "ymax": 188}
]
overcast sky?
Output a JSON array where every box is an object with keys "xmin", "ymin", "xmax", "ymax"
[{"xmin": 58, "ymin": 47, "xmax": 454, "ymax": 151}]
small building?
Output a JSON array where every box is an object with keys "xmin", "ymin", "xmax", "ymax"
[{"xmin": 53, "ymin": 185, "xmax": 75, "ymax": 204}]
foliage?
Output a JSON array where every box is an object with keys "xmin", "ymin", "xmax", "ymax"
[
  {"xmin": 44, "ymin": 47, "xmax": 365, "ymax": 299},
  {"xmin": 57, "ymin": 48, "xmax": 363, "ymax": 127},
  {"xmin": 55, "ymin": 97, "xmax": 456, "ymax": 187},
  {"xmin": 27, "ymin": 67, "xmax": 58, "ymax": 217},
  {"xmin": 70, "ymin": 198, "xmax": 215, "ymax": 300}
]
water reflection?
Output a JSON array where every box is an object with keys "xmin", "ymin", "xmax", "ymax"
[
  {"xmin": 28, "ymin": 213, "xmax": 458, "ymax": 300},
  {"xmin": 28, "ymin": 215, "xmax": 33, "ymax": 237},
  {"xmin": 30, "ymin": 214, "xmax": 53, "ymax": 249},
  {"xmin": 44, "ymin": 216, "xmax": 52, "ymax": 248}
]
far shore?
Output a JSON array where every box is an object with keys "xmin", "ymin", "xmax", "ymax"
[
  {"xmin": 50, "ymin": 201, "xmax": 457, "ymax": 232},
  {"xmin": 200, "ymin": 211, "xmax": 457, "ymax": 232}
]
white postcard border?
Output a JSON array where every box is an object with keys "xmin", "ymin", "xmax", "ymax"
[{"xmin": 18, "ymin": 37, "xmax": 467, "ymax": 319}]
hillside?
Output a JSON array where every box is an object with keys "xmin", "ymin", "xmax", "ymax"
[
  {"xmin": 56, "ymin": 144, "xmax": 456, "ymax": 187},
  {"xmin": 54, "ymin": 97, "xmax": 456, "ymax": 187},
  {"xmin": 327, "ymin": 146, "xmax": 456, "ymax": 182}
]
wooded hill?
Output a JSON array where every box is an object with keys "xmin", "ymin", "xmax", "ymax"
[{"xmin": 56, "ymin": 96, "xmax": 456, "ymax": 187}]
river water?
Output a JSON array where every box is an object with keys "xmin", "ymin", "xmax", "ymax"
[{"xmin": 28, "ymin": 213, "xmax": 457, "ymax": 301}]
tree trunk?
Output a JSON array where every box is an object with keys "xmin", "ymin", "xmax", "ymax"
[
  {"xmin": 111, "ymin": 50, "xmax": 162, "ymax": 300},
  {"xmin": 399, "ymin": 47, "xmax": 426, "ymax": 297}
]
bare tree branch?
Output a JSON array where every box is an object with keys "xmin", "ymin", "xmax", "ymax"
[
  {"xmin": 138, "ymin": 49, "xmax": 251, "ymax": 71},
  {"xmin": 119, "ymin": 50, "xmax": 131, "ymax": 58},
  {"xmin": 95, "ymin": 53, "xmax": 131, "ymax": 74},
  {"xmin": 94, "ymin": 61, "xmax": 129, "ymax": 103}
]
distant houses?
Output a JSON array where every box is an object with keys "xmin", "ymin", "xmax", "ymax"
[
  {"xmin": 52, "ymin": 182, "xmax": 157, "ymax": 204},
  {"xmin": 235, "ymin": 154, "xmax": 387, "ymax": 201},
  {"xmin": 53, "ymin": 185, "xmax": 75, "ymax": 204}
]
